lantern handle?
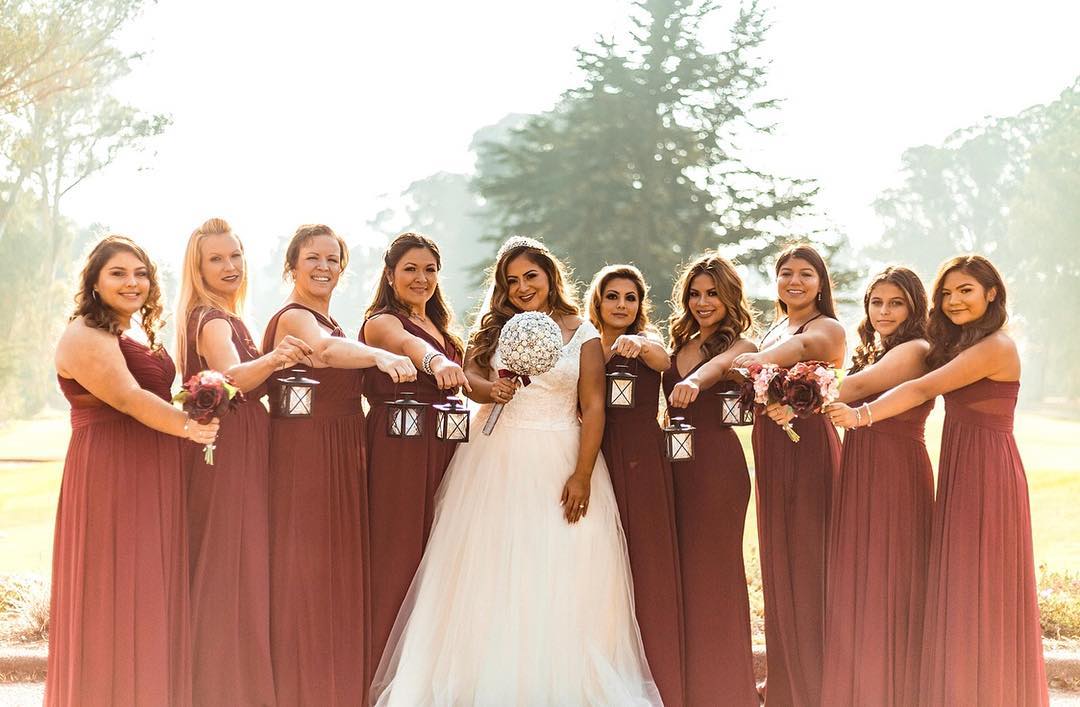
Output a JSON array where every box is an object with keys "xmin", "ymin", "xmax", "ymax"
[{"xmin": 612, "ymin": 353, "xmax": 640, "ymax": 375}]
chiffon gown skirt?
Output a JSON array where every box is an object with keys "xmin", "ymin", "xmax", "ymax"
[
  {"xmin": 820, "ymin": 398, "xmax": 934, "ymax": 707},
  {"xmin": 360, "ymin": 311, "xmax": 461, "ymax": 686},
  {"xmin": 47, "ymin": 337, "xmax": 191, "ymax": 707},
  {"xmin": 918, "ymin": 379, "xmax": 1048, "ymax": 707},
  {"xmin": 371, "ymin": 324, "xmax": 661, "ymax": 707},
  {"xmin": 602, "ymin": 359, "xmax": 684, "ymax": 707},
  {"xmin": 183, "ymin": 308, "xmax": 275, "ymax": 707},
  {"xmin": 752, "ymin": 412, "xmax": 841, "ymax": 707},
  {"xmin": 662, "ymin": 362, "xmax": 758, "ymax": 707},
  {"xmin": 263, "ymin": 304, "xmax": 369, "ymax": 707}
]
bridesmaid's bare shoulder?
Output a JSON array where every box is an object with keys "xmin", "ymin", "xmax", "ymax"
[{"xmin": 56, "ymin": 317, "xmax": 122, "ymax": 378}]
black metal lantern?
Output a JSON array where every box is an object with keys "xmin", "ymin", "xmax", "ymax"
[
  {"xmin": 386, "ymin": 391, "xmax": 428, "ymax": 439},
  {"xmin": 605, "ymin": 363, "xmax": 637, "ymax": 409},
  {"xmin": 717, "ymin": 388, "xmax": 754, "ymax": 426},
  {"xmin": 663, "ymin": 416, "xmax": 696, "ymax": 462},
  {"xmin": 434, "ymin": 397, "xmax": 470, "ymax": 442},
  {"xmin": 272, "ymin": 368, "xmax": 320, "ymax": 418}
]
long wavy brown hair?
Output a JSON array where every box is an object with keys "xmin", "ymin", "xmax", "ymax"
[
  {"xmin": 467, "ymin": 236, "xmax": 579, "ymax": 373},
  {"xmin": 70, "ymin": 235, "xmax": 165, "ymax": 350},
  {"xmin": 585, "ymin": 264, "xmax": 654, "ymax": 336},
  {"xmin": 926, "ymin": 254, "xmax": 1008, "ymax": 370},
  {"xmin": 849, "ymin": 266, "xmax": 929, "ymax": 373},
  {"xmin": 667, "ymin": 252, "xmax": 755, "ymax": 359},
  {"xmin": 774, "ymin": 243, "xmax": 838, "ymax": 321},
  {"xmin": 364, "ymin": 231, "xmax": 464, "ymax": 357}
]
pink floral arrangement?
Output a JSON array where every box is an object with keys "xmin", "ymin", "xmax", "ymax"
[{"xmin": 736, "ymin": 361, "xmax": 843, "ymax": 443}]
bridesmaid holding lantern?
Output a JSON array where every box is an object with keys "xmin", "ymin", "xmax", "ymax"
[
  {"xmin": 359, "ymin": 232, "xmax": 469, "ymax": 685},
  {"xmin": 663, "ymin": 253, "xmax": 759, "ymax": 707},
  {"xmin": 176, "ymin": 218, "xmax": 312, "ymax": 706},
  {"xmin": 587, "ymin": 264, "xmax": 685, "ymax": 707},
  {"xmin": 263, "ymin": 224, "xmax": 414, "ymax": 707}
]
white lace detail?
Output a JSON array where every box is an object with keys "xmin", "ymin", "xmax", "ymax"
[{"xmin": 481, "ymin": 321, "xmax": 599, "ymax": 431}]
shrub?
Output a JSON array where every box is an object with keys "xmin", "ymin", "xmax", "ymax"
[
  {"xmin": 0, "ymin": 573, "xmax": 50, "ymax": 642},
  {"xmin": 1038, "ymin": 564, "xmax": 1080, "ymax": 640}
]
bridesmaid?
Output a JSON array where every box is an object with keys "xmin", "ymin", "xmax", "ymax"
[
  {"xmin": 663, "ymin": 253, "xmax": 759, "ymax": 706},
  {"xmin": 359, "ymin": 232, "xmax": 469, "ymax": 685},
  {"xmin": 587, "ymin": 264, "xmax": 684, "ymax": 707},
  {"xmin": 811, "ymin": 266, "xmax": 934, "ymax": 707},
  {"xmin": 828, "ymin": 255, "xmax": 1048, "ymax": 707},
  {"xmin": 48, "ymin": 236, "xmax": 219, "ymax": 707},
  {"xmin": 263, "ymin": 224, "xmax": 414, "ymax": 707},
  {"xmin": 176, "ymin": 218, "xmax": 312, "ymax": 706},
  {"xmin": 730, "ymin": 243, "xmax": 846, "ymax": 707}
]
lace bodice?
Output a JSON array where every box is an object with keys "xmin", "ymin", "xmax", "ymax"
[{"xmin": 482, "ymin": 321, "xmax": 599, "ymax": 431}]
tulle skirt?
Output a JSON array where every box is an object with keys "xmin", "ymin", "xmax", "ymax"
[{"xmin": 370, "ymin": 419, "xmax": 661, "ymax": 707}]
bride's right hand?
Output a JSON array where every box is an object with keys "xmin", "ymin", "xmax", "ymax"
[{"xmin": 490, "ymin": 378, "xmax": 518, "ymax": 405}]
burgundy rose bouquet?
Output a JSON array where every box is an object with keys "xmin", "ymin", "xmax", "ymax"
[
  {"xmin": 735, "ymin": 363, "xmax": 799, "ymax": 441},
  {"xmin": 173, "ymin": 370, "xmax": 243, "ymax": 464},
  {"xmin": 779, "ymin": 361, "xmax": 843, "ymax": 443}
]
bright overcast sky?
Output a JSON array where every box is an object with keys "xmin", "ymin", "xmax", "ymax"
[{"xmin": 62, "ymin": 0, "xmax": 1080, "ymax": 270}]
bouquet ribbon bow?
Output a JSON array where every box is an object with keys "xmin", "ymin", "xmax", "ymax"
[{"xmin": 498, "ymin": 369, "xmax": 532, "ymax": 387}]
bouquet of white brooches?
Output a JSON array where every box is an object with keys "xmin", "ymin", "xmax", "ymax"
[{"xmin": 482, "ymin": 311, "xmax": 564, "ymax": 435}]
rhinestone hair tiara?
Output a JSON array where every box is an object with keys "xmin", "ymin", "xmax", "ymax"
[{"xmin": 496, "ymin": 235, "xmax": 548, "ymax": 260}]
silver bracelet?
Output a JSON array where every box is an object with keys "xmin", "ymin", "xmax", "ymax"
[
  {"xmin": 853, "ymin": 406, "xmax": 862, "ymax": 429},
  {"xmin": 422, "ymin": 351, "xmax": 445, "ymax": 376}
]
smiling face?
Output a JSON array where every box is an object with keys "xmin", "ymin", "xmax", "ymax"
[
  {"xmin": 95, "ymin": 251, "xmax": 150, "ymax": 322},
  {"xmin": 199, "ymin": 232, "xmax": 245, "ymax": 301},
  {"xmin": 390, "ymin": 246, "xmax": 438, "ymax": 312},
  {"xmin": 940, "ymin": 268, "xmax": 995, "ymax": 326},
  {"xmin": 687, "ymin": 272, "xmax": 727, "ymax": 330},
  {"xmin": 599, "ymin": 277, "xmax": 641, "ymax": 333},
  {"xmin": 291, "ymin": 234, "xmax": 342, "ymax": 298},
  {"xmin": 867, "ymin": 281, "xmax": 910, "ymax": 338},
  {"xmin": 776, "ymin": 256, "xmax": 821, "ymax": 311},
  {"xmin": 505, "ymin": 254, "xmax": 551, "ymax": 312}
]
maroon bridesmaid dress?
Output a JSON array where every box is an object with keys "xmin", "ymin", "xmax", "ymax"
[
  {"xmin": 752, "ymin": 388, "xmax": 841, "ymax": 706},
  {"xmin": 263, "ymin": 303, "xmax": 368, "ymax": 707},
  {"xmin": 47, "ymin": 337, "xmax": 191, "ymax": 707},
  {"xmin": 918, "ymin": 379, "xmax": 1048, "ymax": 707},
  {"xmin": 359, "ymin": 310, "xmax": 462, "ymax": 686},
  {"xmin": 663, "ymin": 358, "xmax": 758, "ymax": 707},
  {"xmin": 820, "ymin": 394, "xmax": 934, "ymax": 707},
  {"xmin": 182, "ymin": 307, "xmax": 275, "ymax": 707},
  {"xmin": 601, "ymin": 356, "xmax": 685, "ymax": 707}
]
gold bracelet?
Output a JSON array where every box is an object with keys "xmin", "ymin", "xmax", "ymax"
[{"xmin": 863, "ymin": 403, "xmax": 874, "ymax": 427}]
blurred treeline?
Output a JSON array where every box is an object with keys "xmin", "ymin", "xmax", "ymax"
[{"xmin": 2, "ymin": 0, "xmax": 1078, "ymax": 421}]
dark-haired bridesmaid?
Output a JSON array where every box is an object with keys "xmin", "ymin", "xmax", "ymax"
[
  {"xmin": 663, "ymin": 253, "xmax": 758, "ymax": 706},
  {"xmin": 263, "ymin": 224, "xmax": 415, "ymax": 707},
  {"xmin": 359, "ymin": 232, "xmax": 469, "ymax": 686},
  {"xmin": 730, "ymin": 243, "xmax": 845, "ymax": 707},
  {"xmin": 586, "ymin": 264, "xmax": 684, "ymax": 707},
  {"xmin": 176, "ymin": 218, "xmax": 313, "ymax": 706},
  {"xmin": 828, "ymin": 255, "xmax": 1048, "ymax": 707},
  {"xmin": 48, "ymin": 236, "xmax": 219, "ymax": 707},
  {"xmin": 810, "ymin": 266, "xmax": 934, "ymax": 707}
]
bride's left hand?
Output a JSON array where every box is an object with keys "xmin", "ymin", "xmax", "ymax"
[{"xmin": 560, "ymin": 472, "xmax": 591, "ymax": 524}]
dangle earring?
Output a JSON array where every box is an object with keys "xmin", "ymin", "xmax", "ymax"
[{"xmin": 92, "ymin": 289, "xmax": 100, "ymax": 301}]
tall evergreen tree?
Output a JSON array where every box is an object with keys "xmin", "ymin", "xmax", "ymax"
[{"xmin": 474, "ymin": 0, "xmax": 818, "ymax": 306}]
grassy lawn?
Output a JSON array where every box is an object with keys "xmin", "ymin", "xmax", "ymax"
[{"xmin": 2, "ymin": 409, "xmax": 1079, "ymax": 577}]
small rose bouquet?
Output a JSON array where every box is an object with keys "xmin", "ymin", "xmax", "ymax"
[
  {"xmin": 779, "ymin": 361, "xmax": 844, "ymax": 443},
  {"xmin": 734, "ymin": 363, "xmax": 800, "ymax": 441},
  {"xmin": 482, "ymin": 311, "xmax": 564, "ymax": 435},
  {"xmin": 173, "ymin": 370, "xmax": 243, "ymax": 464}
]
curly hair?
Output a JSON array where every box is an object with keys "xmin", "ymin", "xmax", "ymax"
[
  {"xmin": 70, "ymin": 235, "xmax": 166, "ymax": 350},
  {"xmin": 926, "ymin": 254, "xmax": 1008, "ymax": 370},
  {"xmin": 774, "ymin": 243, "xmax": 838, "ymax": 321},
  {"xmin": 467, "ymin": 237, "xmax": 579, "ymax": 373},
  {"xmin": 364, "ymin": 231, "xmax": 464, "ymax": 357},
  {"xmin": 849, "ymin": 266, "xmax": 929, "ymax": 373},
  {"xmin": 667, "ymin": 252, "xmax": 755, "ymax": 359},
  {"xmin": 585, "ymin": 264, "xmax": 654, "ymax": 337}
]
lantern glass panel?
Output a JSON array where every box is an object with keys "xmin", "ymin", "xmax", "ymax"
[
  {"xmin": 402, "ymin": 407, "xmax": 424, "ymax": 437},
  {"xmin": 286, "ymin": 385, "xmax": 313, "ymax": 416},
  {"xmin": 669, "ymin": 431, "xmax": 694, "ymax": 460},
  {"xmin": 608, "ymin": 377, "xmax": 635, "ymax": 408},
  {"xmin": 435, "ymin": 399, "xmax": 470, "ymax": 442}
]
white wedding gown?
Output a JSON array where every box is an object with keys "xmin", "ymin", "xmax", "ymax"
[{"xmin": 371, "ymin": 322, "xmax": 662, "ymax": 706}]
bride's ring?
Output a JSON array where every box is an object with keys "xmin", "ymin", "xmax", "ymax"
[{"xmin": 578, "ymin": 504, "xmax": 585, "ymax": 509}]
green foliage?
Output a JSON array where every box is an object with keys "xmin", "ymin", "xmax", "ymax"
[
  {"xmin": 871, "ymin": 77, "xmax": 1080, "ymax": 398},
  {"xmin": 473, "ymin": 0, "xmax": 822, "ymax": 315},
  {"xmin": 1039, "ymin": 565, "xmax": 1080, "ymax": 640}
]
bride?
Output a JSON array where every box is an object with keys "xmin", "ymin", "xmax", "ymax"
[{"xmin": 370, "ymin": 237, "xmax": 662, "ymax": 706}]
